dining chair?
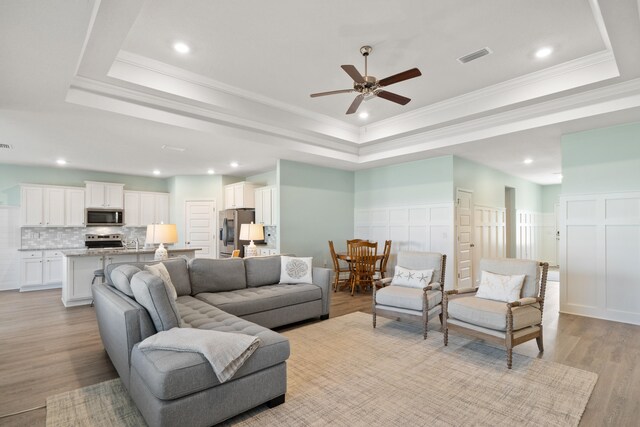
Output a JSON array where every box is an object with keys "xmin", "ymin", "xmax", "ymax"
[
  {"xmin": 375, "ymin": 240, "xmax": 392, "ymax": 279},
  {"xmin": 346, "ymin": 239, "xmax": 364, "ymax": 249},
  {"xmin": 348, "ymin": 241, "xmax": 378, "ymax": 296},
  {"xmin": 443, "ymin": 258, "xmax": 549, "ymax": 368},
  {"xmin": 328, "ymin": 240, "xmax": 351, "ymax": 292}
]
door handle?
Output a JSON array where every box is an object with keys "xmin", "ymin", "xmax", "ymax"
[{"xmin": 470, "ymin": 243, "xmax": 475, "ymax": 248}]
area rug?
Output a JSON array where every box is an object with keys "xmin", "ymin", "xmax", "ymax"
[{"xmin": 47, "ymin": 312, "xmax": 597, "ymax": 426}]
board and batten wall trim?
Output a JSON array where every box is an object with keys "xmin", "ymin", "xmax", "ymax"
[
  {"xmin": 559, "ymin": 192, "xmax": 640, "ymax": 325},
  {"xmin": 354, "ymin": 203, "xmax": 454, "ymax": 289},
  {"xmin": 0, "ymin": 206, "xmax": 20, "ymax": 290}
]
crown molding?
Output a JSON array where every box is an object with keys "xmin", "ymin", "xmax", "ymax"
[
  {"xmin": 66, "ymin": 76, "xmax": 360, "ymax": 163},
  {"xmin": 358, "ymin": 77, "xmax": 640, "ymax": 163},
  {"xmin": 359, "ymin": 50, "xmax": 619, "ymax": 144},
  {"xmin": 111, "ymin": 51, "xmax": 360, "ymax": 142}
]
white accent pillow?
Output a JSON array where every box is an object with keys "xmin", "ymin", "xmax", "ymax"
[
  {"xmin": 145, "ymin": 263, "xmax": 178, "ymax": 301},
  {"xmin": 280, "ymin": 256, "xmax": 313, "ymax": 284},
  {"xmin": 475, "ymin": 270, "xmax": 526, "ymax": 303},
  {"xmin": 390, "ymin": 266, "xmax": 433, "ymax": 289}
]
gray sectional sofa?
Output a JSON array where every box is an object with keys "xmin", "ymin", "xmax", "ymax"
[{"xmin": 92, "ymin": 255, "xmax": 331, "ymax": 427}]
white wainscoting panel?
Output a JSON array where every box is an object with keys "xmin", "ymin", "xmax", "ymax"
[
  {"xmin": 473, "ymin": 206, "xmax": 506, "ymax": 276},
  {"xmin": 354, "ymin": 203, "xmax": 454, "ymax": 289},
  {"xmin": 0, "ymin": 207, "xmax": 20, "ymax": 290},
  {"xmin": 560, "ymin": 192, "xmax": 640, "ymax": 325},
  {"xmin": 516, "ymin": 210, "xmax": 544, "ymax": 261}
]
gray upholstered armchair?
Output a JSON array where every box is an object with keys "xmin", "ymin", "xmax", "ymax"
[
  {"xmin": 443, "ymin": 258, "xmax": 549, "ymax": 369},
  {"xmin": 372, "ymin": 251, "xmax": 447, "ymax": 339}
]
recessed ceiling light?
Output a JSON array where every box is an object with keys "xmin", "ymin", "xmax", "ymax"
[
  {"xmin": 523, "ymin": 158, "xmax": 533, "ymax": 164},
  {"xmin": 173, "ymin": 42, "xmax": 190, "ymax": 54},
  {"xmin": 153, "ymin": 170, "xmax": 161, "ymax": 175},
  {"xmin": 230, "ymin": 162, "xmax": 239, "ymax": 168},
  {"xmin": 535, "ymin": 47, "xmax": 553, "ymax": 59},
  {"xmin": 207, "ymin": 169, "xmax": 215, "ymax": 175},
  {"xmin": 359, "ymin": 112, "xmax": 369, "ymax": 119},
  {"xmin": 56, "ymin": 159, "xmax": 66, "ymax": 165}
]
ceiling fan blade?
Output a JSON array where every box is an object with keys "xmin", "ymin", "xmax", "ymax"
[
  {"xmin": 310, "ymin": 89, "xmax": 354, "ymax": 98},
  {"xmin": 378, "ymin": 68, "xmax": 422, "ymax": 87},
  {"xmin": 341, "ymin": 65, "xmax": 365, "ymax": 83},
  {"xmin": 376, "ymin": 90, "xmax": 411, "ymax": 105},
  {"xmin": 346, "ymin": 94, "xmax": 364, "ymax": 114}
]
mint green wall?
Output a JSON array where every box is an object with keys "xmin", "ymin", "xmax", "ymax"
[
  {"xmin": 0, "ymin": 163, "xmax": 168, "ymax": 206},
  {"xmin": 354, "ymin": 156, "xmax": 454, "ymax": 208},
  {"xmin": 168, "ymin": 175, "xmax": 223, "ymax": 245},
  {"xmin": 562, "ymin": 121, "xmax": 640, "ymax": 195},
  {"xmin": 247, "ymin": 170, "xmax": 277, "ymax": 186},
  {"xmin": 541, "ymin": 185, "xmax": 561, "ymax": 213},
  {"xmin": 278, "ymin": 160, "xmax": 354, "ymax": 267},
  {"xmin": 453, "ymin": 157, "xmax": 542, "ymax": 211}
]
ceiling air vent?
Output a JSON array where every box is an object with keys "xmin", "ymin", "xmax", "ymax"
[
  {"xmin": 457, "ymin": 47, "xmax": 493, "ymax": 64},
  {"xmin": 0, "ymin": 143, "xmax": 13, "ymax": 149}
]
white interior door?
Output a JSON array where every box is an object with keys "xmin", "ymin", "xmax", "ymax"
[
  {"xmin": 456, "ymin": 189, "xmax": 474, "ymax": 288},
  {"xmin": 185, "ymin": 200, "xmax": 217, "ymax": 258}
]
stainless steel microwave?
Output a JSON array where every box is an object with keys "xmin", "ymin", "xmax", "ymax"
[{"xmin": 85, "ymin": 209, "xmax": 124, "ymax": 226}]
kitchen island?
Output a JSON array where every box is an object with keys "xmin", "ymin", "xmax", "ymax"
[{"xmin": 61, "ymin": 247, "xmax": 200, "ymax": 307}]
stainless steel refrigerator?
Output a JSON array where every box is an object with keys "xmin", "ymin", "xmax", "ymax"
[{"xmin": 219, "ymin": 208, "xmax": 256, "ymax": 258}]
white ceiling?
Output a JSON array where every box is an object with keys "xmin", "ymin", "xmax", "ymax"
[{"xmin": 2, "ymin": 0, "xmax": 640, "ymax": 183}]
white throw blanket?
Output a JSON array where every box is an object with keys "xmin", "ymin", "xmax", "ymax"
[{"xmin": 139, "ymin": 328, "xmax": 261, "ymax": 383}]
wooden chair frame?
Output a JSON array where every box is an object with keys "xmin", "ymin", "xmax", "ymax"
[
  {"xmin": 375, "ymin": 240, "xmax": 392, "ymax": 279},
  {"xmin": 328, "ymin": 240, "xmax": 351, "ymax": 292},
  {"xmin": 348, "ymin": 241, "xmax": 378, "ymax": 296},
  {"xmin": 373, "ymin": 254, "xmax": 447, "ymax": 339},
  {"xmin": 442, "ymin": 262, "xmax": 549, "ymax": 369}
]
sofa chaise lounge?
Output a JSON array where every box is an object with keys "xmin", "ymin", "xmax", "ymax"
[{"xmin": 92, "ymin": 255, "xmax": 331, "ymax": 427}]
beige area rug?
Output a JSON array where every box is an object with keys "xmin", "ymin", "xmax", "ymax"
[{"xmin": 47, "ymin": 312, "xmax": 597, "ymax": 426}]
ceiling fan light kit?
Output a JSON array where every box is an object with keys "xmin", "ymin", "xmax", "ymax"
[{"xmin": 310, "ymin": 45, "xmax": 422, "ymax": 115}]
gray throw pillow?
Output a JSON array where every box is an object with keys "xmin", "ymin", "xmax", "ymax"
[
  {"xmin": 130, "ymin": 271, "xmax": 181, "ymax": 332},
  {"xmin": 110, "ymin": 264, "xmax": 141, "ymax": 297}
]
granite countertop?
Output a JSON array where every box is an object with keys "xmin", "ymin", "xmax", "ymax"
[
  {"xmin": 61, "ymin": 247, "xmax": 201, "ymax": 257},
  {"xmin": 18, "ymin": 247, "xmax": 86, "ymax": 252}
]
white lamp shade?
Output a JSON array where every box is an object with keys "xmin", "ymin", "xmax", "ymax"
[
  {"xmin": 239, "ymin": 222, "xmax": 264, "ymax": 241},
  {"xmin": 146, "ymin": 223, "xmax": 179, "ymax": 244}
]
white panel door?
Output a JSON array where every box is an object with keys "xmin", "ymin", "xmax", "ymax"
[
  {"xmin": 456, "ymin": 189, "xmax": 474, "ymax": 288},
  {"xmin": 185, "ymin": 200, "xmax": 217, "ymax": 258}
]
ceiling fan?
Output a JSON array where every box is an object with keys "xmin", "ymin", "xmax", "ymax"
[{"xmin": 310, "ymin": 45, "xmax": 422, "ymax": 115}]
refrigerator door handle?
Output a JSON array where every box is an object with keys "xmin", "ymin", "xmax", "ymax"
[{"xmin": 221, "ymin": 218, "xmax": 228, "ymax": 243}]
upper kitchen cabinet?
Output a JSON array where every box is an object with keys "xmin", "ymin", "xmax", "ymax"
[
  {"xmin": 224, "ymin": 182, "xmax": 260, "ymax": 209},
  {"xmin": 20, "ymin": 185, "xmax": 67, "ymax": 227},
  {"xmin": 65, "ymin": 188, "xmax": 85, "ymax": 226},
  {"xmin": 255, "ymin": 186, "xmax": 277, "ymax": 226},
  {"xmin": 124, "ymin": 191, "xmax": 170, "ymax": 226},
  {"xmin": 85, "ymin": 181, "xmax": 124, "ymax": 209}
]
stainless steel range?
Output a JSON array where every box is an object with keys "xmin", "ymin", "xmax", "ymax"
[{"xmin": 85, "ymin": 233, "xmax": 125, "ymax": 250}]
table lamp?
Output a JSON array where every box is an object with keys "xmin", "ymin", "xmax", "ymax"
[
  {"xmin": 146, "ymin": 223, "xmax": 178, "ymax": 260},
  {"xmin": 239, "ymin": 222, "xmax": 264, "ymax": 257}
]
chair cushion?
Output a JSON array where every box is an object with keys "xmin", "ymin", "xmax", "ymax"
[
  {"xmin": 479, "ymin": 258, "xmax": 540, "ymax": 298},
  {"xmin": 447, "ymin": 296, "xmax": 541, "ymax": 331},
  {"xmin": 110, "ymin": 264, "xmax": 140, "ymax": 297},
  {"xmin": 130, "ymin": 296, "xmax": 290, "ymax": 400},
  {"xmin": 188, "ymin": 258, "xmax": 247, "ymax": 294},
  {"xmin": 195, "ymin": 284, "xmax": 322, "ymax": 317},
  {"xmin": 244, "ymin": 255, "xmax": 281, "ymax": 287},
  {"xmin": 130, "ymin": 271, "xmax": 181, "ymax": 332},
  {"xmin": 376, "ymin": 286, "xmax": 442, "ymax": 311}
]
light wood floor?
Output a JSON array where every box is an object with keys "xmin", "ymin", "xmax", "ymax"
[{"xmin": 1, "ymin": 282, "xmax": 639, "ymax": 426}]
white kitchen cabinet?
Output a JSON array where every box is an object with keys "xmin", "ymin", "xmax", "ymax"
[
  {"xmin": 255, "ymin": 186, "xmax": 277, "ymax": 226},
  {"xmin": 21, "ymin": 185, "xmax": 73, "ymax": 227},
  {"xmin": 65, "ymin": 188, "xmax": 85, "ymax": 226},
  {"xmin": 20, "ymin": 250, "xmax": 63, "ymax": 291},
  {"xmin": 85, "ymin": 181, "xmax": 124, "ymax": 209},
  {"xmin": 124, "ymin": 191, "xmax": 170, "ymax": 226},
  {"xmin": 224, "ymin": 182, "xmax": 259, "ymax": 209}
]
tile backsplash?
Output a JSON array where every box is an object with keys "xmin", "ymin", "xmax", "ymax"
[
  {"xmin": 263, "ymin": 226, "xmax": 277, "ymax": 247},
  {"xmin": 21, "ymin": 227, "xmax": 148, "ymax": 249}
]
